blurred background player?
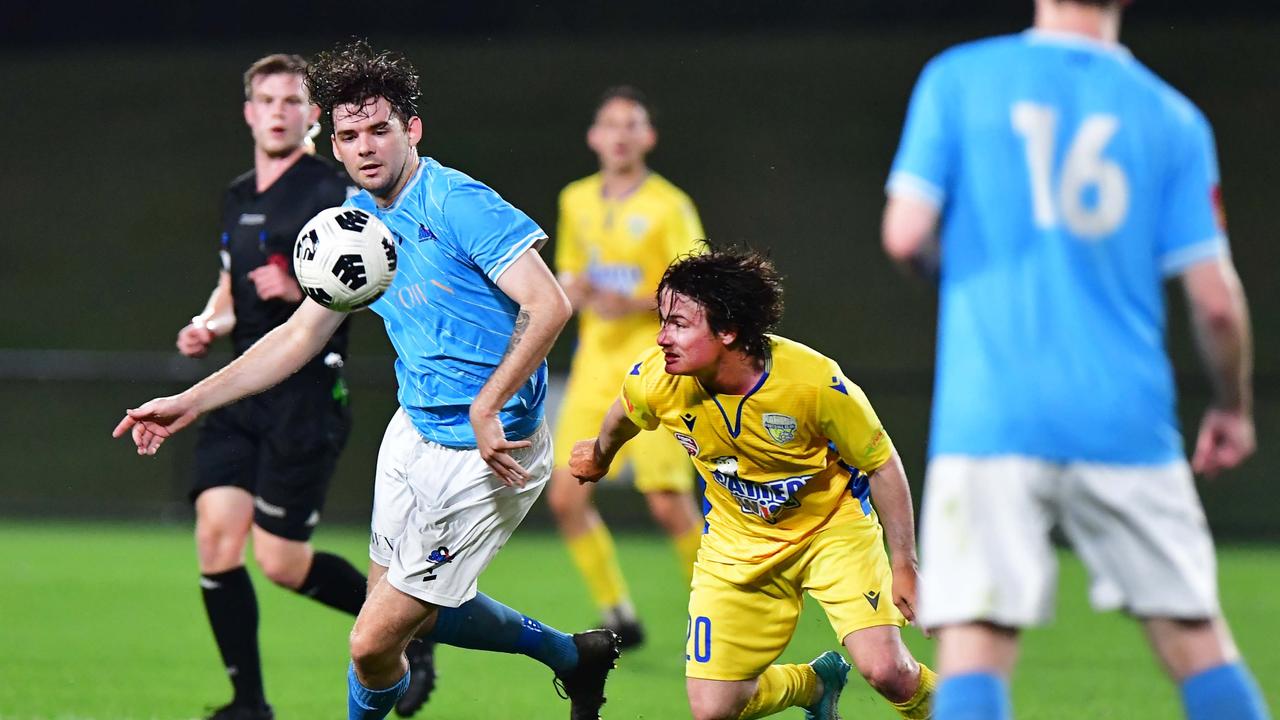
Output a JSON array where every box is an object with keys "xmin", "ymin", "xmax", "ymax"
[
  {"xmin": 547, "ymin": 86, "xmax": 706, "ymax": 646},
  {"xmin": 883, "ymin": 1, "xmax": 1270, "ymax": 719},
  {"xmin": 571, "ymin": 249, "xmax": 935, "ymax": 720},
  {"xmin": 119, "ymin": 41, "xmax": 620, "ymax": 720}
]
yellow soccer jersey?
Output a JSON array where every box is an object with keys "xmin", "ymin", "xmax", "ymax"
[
  {"xmin": 556, "ymin": 172, "xmax": 703, "ymax": 360},
  {"xmin": 620, "ymin": 336, "xmax": 894, "ymax": 570}
]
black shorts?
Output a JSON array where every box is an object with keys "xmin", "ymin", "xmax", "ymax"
[{"xmin": 191, "ymin": 364, "xmax": 351, "ymax": 541}]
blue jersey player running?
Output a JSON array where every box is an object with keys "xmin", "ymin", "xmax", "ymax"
[
  {"xmin": 115, "ymin": 41, "xmax": 620, "ymax": 720},
  {"xmin": 882, "ymin": 1, "xmax": 1269, "ymax": 719}
]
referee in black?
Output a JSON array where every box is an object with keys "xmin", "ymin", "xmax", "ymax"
[{"xmin": 174, "ymin": 54, "xmax": 434, "ymax": 720}]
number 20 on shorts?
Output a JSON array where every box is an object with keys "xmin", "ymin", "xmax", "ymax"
[{"xmin": 686, "ymin": 615, "xmax": 712, "ymax": 663}]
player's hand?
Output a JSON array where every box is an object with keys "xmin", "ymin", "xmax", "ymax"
[
  {"xmin": 247, "ymin": 262, "xmax": 303, "ymax": 303},
  {"xmin": 569, "ymin": 438, "xmax": 610, "ymax": 484},
  {"xmin": 890, "ymin": 559, "xmax": 930, "ymax": 638},
  {"xmin": 112, "ymin": 395, "xmax": 202, "ymax": 456},
  {"xmin": 1192, "ymin": 407, "xmax": 1255, "ymax": 478},
  {"xmin": 176, "ymin": 322, "xmax": 215, "ymax": 358},
  {"xmin": 587, "ymin": 291, "xmax": 639, "ymax": 320},
  {"xmin": 470, "ymin": 410, "xmax": 533, "ymax": 487}
]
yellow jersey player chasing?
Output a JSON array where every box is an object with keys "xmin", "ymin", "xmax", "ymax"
[
  {"xmin": 548, "ymin": 86, "xmax": 706, "ymax": 647},
  {"xmin": 570, "ymin": 249, "xmax": 935, "ymax": 720}
]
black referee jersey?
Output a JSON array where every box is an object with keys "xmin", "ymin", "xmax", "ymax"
[{"xmin": 219, "ymin": 153, "xmax": 354, "ymax": 359}]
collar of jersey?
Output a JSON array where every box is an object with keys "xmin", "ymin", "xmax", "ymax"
[
  {"xmin": 1024, "ymin": 29, "xmax": 1132, "ymax": 58},
  {"xmin": 597, "ymin": 171, "xmax": 652, "ymax": 204},
  {"xmin": 705, "ymin": 356, "xmax": 772, "ymax": 439},
  {"xmin": 377, "ymin": 157, "xmax": 429, "ymax": 214}
]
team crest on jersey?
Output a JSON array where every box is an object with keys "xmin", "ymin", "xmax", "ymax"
[
  {"xmin": 761, "ymin": 413, "xmax": 798, "ymax": 445},
  {"xmin": 674, "ymin": 432, "xmax": 699, "ymax": 457},
  {"xmin": 626, "ymin": 215, "xmax": 650, "ymax": 238}
]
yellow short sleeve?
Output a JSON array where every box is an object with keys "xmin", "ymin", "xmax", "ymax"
[
  {"xmin": 817, "ymin": 371, "xmax": 893, "ymax": 473},
  {"xmin": 555, "ymin": 186, "xmax": 586, "ymax": 276},
  {"xmin": 620, "ymin": 362, "xmax": 661, "ymax": 431}
]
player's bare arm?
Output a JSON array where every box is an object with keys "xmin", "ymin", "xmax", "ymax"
[
  {"xmin": 588, "ymin": 290, "xmax": 657, "ymax": 321},
  {"xmin": 114, "ymin": 299, "xmax": 346, "ymax": 455},
  {"xmin": 177, "ymin": 272, "xmax": 235, "ymax": 358},
  {"xmin": 866, "ymin": 449, "xmax": 923, "ymax": 626},
  {"xmin": 472, "ymin": 248, "xmax": 572, "ymax": 486},
  {"xmin": 557, "ymin": 271, "xmax": 594, "ymax": 311},
  {"xmin": 1183, "ymin": 257, "xmax": 1255, "ymax": 477},
  {"xmin": 569, "ymin": 398, "xmax": 642, "ymax": 484},
  {"xmin": 881, "ymin": 194, "xmax": 941, "ymax": 280},
  {"xmin": 247, "ymin": 261, "xmax": 303, "ymax": 303}
]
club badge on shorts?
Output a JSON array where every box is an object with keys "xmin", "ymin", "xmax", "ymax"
[{"xmin": 762, "ymin": 413, "xmax": 798, "ymax": 445}]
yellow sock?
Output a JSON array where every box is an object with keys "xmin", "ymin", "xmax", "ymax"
[
  {"xmin": 673, "ymin": 526, "xmax": 703, "ymax": 585},
  {"xmin": 566, "ymin": 522, "xmax": 630, "ymax": 611},
  {"xmin": 738, "ymin": 664, "xmax": 818, "ymax": 719},
  {"xmin": 891, "ymin": 663, "xmax": 937, "ymax": 720}
]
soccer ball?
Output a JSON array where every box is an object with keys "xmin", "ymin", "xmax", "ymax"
[{"xmin": 293, "ymin": 207, "xmax": 397, "ymax": 312}]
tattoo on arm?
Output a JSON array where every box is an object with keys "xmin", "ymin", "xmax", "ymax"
[{"xmin": 501, "ymin": 309, "xmax": 531, "ymax": 363}]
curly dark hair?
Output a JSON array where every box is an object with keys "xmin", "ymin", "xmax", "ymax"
[
  {"xmin": 658, "ymin": 247, "xmax": 784, "ymax": 360},
  {"xmin": 306, "ymin": 40, "xmax": 420, "ymax": 127}
]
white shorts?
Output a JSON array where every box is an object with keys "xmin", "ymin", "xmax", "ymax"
[
  {"xmin": 919, "ymin": 455, "xmax": 1220, "ymax": 629},
  {"xmin": 369, "ymin": 408, "xmax": 552, "ymax": 608}
]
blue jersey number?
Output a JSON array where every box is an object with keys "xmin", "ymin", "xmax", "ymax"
[
  {"xmin": 685, "ymin": 615, "xmax": 712, "ymax": 663},
  {"xmin": 1011, "ymin": 102, "xmax": 1130, "ymax": 240}
]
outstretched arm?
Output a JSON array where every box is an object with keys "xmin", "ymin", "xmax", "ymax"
[
  {"xmin": 472, "ymin": 248, "xmax": 573, "ymax": 486},
  {"xmin": 569, "ymin": 398, "xmax": 642, "ymax": 484},
  {"xmin": 1182, "ymin": 257, "xmax": 1255, "ymax": 477},
  {"xmin": 113, "ymin": 299, "xmax": 346, "ymax": 455},
  {"xmin": 866, "ymin": 450, "xmax": 923, "ymax": 628}
]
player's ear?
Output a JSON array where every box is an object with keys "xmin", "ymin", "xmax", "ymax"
[
  {"xmin": 587, "ymin": 121, "xmax": 608, "ymax": 155},
  {"xmin": 406, "ymin": 115, "xmax": 423, "ymax": 146},
  {"xmin": 243, "ymin": 101, "xmax": 254, "ymax": 128},
  {"xmin": 640, "ymin": 125, "xmax": 657, "ymax": 154},
  {"xmin": 717, "ymin": 328, "xmax": 738, "ymax": 348},
  {"xmin": 306, "ymin": 103, "xmax": 321, "ymax": 126}
]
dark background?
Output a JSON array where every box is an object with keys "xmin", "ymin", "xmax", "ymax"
[{"xmin": 1, "ymin": 2, "xmax": 1276, "ymax": 536}]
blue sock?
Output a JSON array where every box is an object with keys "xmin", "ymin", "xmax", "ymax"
[
  {"xmin": 934, "ymin": 672, "xmax": 1012, "ymax": 720},
  {"xmin": 347, "ymin": 663, "xmax": 409, "ymax": 720},
  {"xmin": 425, "ymin": 592, "xmax": 579, "ymax": 674},
  {"xmin": 1181, "ymin": 662, "xmax": 1271, "ymax": 720}
]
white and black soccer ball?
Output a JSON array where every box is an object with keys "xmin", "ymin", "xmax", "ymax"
[{"xmin": 293, "ymin": 207, "xmax": 397, "ymax": 312}]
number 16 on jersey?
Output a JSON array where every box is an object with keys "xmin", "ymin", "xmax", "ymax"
[{"xmin": 1011, "ymin": 102, "xmax": 1130, "ymax": 240}]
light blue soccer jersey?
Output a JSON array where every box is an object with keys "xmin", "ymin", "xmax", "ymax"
[
  {"xmin": 887, "ymin": 30, "xmax": 1228, "ymax": 464},
  {"xmin": 346, "ymin": 157, "xmax": 548, "ymax": 447}
]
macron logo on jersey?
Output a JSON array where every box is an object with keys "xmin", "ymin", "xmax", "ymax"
[
  {"xmin": 828, "ymin": 376, "xmax": 848, "ymax": 395},
  {"xmin": 630, "ymin": 363, "xmax": 642, "ymax": 375}
]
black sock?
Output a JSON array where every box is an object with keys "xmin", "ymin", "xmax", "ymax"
[
  {"xmin": 296, "ymin": 551, "xmax": 366, "ymax": 616},
  {"xmin": 200, "ymin": 567, "xmax": 265, "ymax": 707}
]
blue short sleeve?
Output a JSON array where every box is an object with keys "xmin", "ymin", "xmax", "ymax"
[
  {"xmin": 1158, "ymin": 108, "xmax": 1228, "ymax": 276},
  {"xmin": 886, "ymin": 56, "xmax": 955, "ymax": 208},
  {"xmin": 441, "ymin": 181, "xmax": 548, "ymax": 282}
]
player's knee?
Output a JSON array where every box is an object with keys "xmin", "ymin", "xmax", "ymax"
[
  {"xmin": 687, "ymin": 696, "xmax": 739, "ymax": 720},
  {"xmin": 254, "ymin": 547, "xmax": 307, "ymax": 589},
  {"xmin": 649, "ymin": 497, "xmax": 698, "ymax": 536},
  {"xmin": 857, "ymin": 655, "xmax": 918, "ymax": 703},
  {"xmin": 195, "ymin": 523, "xmax": 246, "ymax": 571},
  {"xmin": 546, "ymin": 476, "xmax": 589, "ymax": 521},
  {"xmin": 349, "ymin": 625, "xmax": 394, "ymax": 670}
]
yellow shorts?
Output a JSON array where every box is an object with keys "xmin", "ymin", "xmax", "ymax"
[
  {"xmin": 554, "ymin": 372, "xmax": 693, "ymax": 494},
  {"xmin": 684, "ymin": 516, "xmax": 906, "ymax": 680}
]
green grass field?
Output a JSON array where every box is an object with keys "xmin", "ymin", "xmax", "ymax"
[{"xmin": 0, "ymin": 522, "xmax": 1275, "ymax": 720}]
